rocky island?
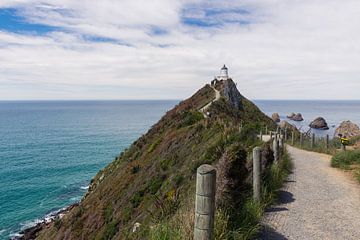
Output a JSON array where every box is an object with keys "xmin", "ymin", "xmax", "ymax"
[{"xmin": 309, "ymin": 117, "xmax": 329, "ymax": 130}]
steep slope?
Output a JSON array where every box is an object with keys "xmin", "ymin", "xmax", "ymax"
[{"xmin": 36, "ymin": 79, "xmax": 275, "ymax": 240}]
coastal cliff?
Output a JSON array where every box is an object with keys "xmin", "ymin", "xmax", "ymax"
[{"xmin": 34, "ymin": 79, "xmax": 275, "ymax": 239}]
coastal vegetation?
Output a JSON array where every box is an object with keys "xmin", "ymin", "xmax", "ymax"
[
  {"xmin": 290, "ymin": 136, "xmax": 341, "ymax": 155},
  {"xmin": 33, "ymin": 79, "xmax": 292, "ymax": 240},
  {"xmin": 331, "ymin": 150, "xmax": 360, "ymax": 183}
]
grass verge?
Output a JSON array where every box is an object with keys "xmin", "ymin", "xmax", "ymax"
[
  {"xmin": 147, "ymin": 148, "xmax": 292, "ymax": 240},
  {"xmin": 331, "ymin": 150, "xmax": 360, "ymax": 183}
]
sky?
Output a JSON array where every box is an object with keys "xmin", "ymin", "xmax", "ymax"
[{"xmin": 0, "ymin": 0, "xmax": 360, "ymax": 100}]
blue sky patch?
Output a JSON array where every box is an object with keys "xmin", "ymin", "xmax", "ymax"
[
  {"xmin": 0, "ymin": 8, "xmax": 58, "ymax": 34},
  {"xmin": 181, "ymin": 6, "xmax": 252, "ymax": 28}
]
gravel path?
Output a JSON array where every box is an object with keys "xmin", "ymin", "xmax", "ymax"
[
  {"xmin": 199, "ymin": 86, "xmax": 220, "ymax": 117},
  {"xmin": 260, "ymin": 145, "xmax": 360, "ymax": 239}
]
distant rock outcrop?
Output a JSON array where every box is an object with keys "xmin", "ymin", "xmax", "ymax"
[
  {"xmin": 287, "ymin": 112, "xmax": 303, "ymax": 121},
  {"xmin": 334, "ymin": 121, "xmax": 360, "ymax": 139},
  {"xmin": 293, "ymin": 113, "xmax": 304, "ymax": 121},
  {"xmin": 287, "ymin": 113, "xmax": 296, "ymax": 119},
  {"xmin": 309, "ymin": 117, "xmax": 329, "ymax": 130},
  {"xmin": 272, "ymin": 113, "xmax": 280, "ymax": 122}
]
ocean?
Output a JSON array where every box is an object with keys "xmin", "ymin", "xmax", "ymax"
[
  {"xmin": 0, "ymin": 100, "xmax": 359, "ymax": 239},
  {"xmin": 0, "ymin": 100, "xmax": 178, "ymax": 239},
  {"xmin": 255, "ymin": 100, "xmax": 360, "ymax": 137}
]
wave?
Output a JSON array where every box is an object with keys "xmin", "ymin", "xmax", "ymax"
[
  {"xmin": 80, "ymin": 185, "xmax": 89, "ymax": 190},
  {"xmin": 19, "ymin": 218, "xmax": 43, "ymax": 230}
]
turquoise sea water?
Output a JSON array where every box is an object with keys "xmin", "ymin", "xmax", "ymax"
[
  {"xmin": 0, "ymin": 100, "xmax": 359, "ymax": 239},
  {"xmin": 0, "ymin": 100, "xmax": 178, "ymax": 239}
]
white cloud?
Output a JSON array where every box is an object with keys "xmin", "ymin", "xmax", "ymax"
[{"xmin": 0, "ymin": 0, "xmax": 360, "ymax": 100}]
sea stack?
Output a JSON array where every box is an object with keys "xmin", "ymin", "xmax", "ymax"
[{"xmin": 309, "ymin": 117, "xmax": 329, "ymax": 130}]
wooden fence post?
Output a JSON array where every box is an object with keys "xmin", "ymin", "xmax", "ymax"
[
  {"xmin": 311, "ymin": 133, "xmax": 315, "ymax": 148},
  {"xmin": 284, "ymin": 129, "xmax": 288, "ymax": 141},
  {"xmin": 260, "ymin": 130, "xmax": 263, "ymax": 141},
  {"xmin": 270, "ymin": 131, "xmax": 273, "ymax": 141},
  {"xmin": 300, "ymin": 133, "xmax": 303, "ymax": 147},
  {"xmin": 291, "ymin": 131, "xmax": 295, "ymax": 145},
  {"xmin": 279, "ymin": 138, "xmax": 284, "ymax": 155},
  {"xmin": 273, "ymin": 138, "xmax": 279, "ymax": 163},
  {"xmin": 194, "ymin": 165, "xmax": 216, "ymax": 240},
  {"xmin": 253, "ymin": 147, "xmax": 261, "ymax": 202},
  {"xmin": 341, "ymin": 144, "xmax": 346, "ymax": 151},
  {"xmin": 265, "ymin": 126, "xmax": 268, "ymax": 135},
  {"xmin": 325, "ymin": 134, "xmax": 329, "ymax": 150}
]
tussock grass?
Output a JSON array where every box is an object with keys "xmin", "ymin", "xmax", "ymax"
[
  {"xmin": 290, "ymin": 137, "xmax": 341, "ymax": 155},
  {"xmin": 331, "ymin": 150, "xmax": 360, "ymax": 184},
  {"xmin": 331, "ymin": 150, "xmax": 360, "ymax": 169},
  {"xmin": 147, "ymin": 149, "xmax": 292, "ymax": 240}
]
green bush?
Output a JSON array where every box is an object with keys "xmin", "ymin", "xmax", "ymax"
[
  {"xmin": 104, "ymin": 204, "xmax": 113, "ymax": 223},
  {"xmin": 131, "ymin": 165, "xmax": 141, "ymax": 174},
  {"xmin": 149, "ymin": 175, "xmax": 166, "ymax": 195},
  {"xmin": 160, "ymin": 158, "xmax": 175, "ymax": 171},
  {"xmin": 102, "ymin": 220, "xmax": 118, "ymax": 240},
  {"xmin": 179, "ymin": 111, "xmax": 204, "ymax": 127},
  {"xmin": 148, "ymin": 137, "xmax": 162, "ymax": 153},
  {"xmin": 148, "ymin": 223, "xmax": 182, "ymax": 240},
  {"xmin": 331, "ymin": 150, "xmax": 360, "ymax": 169},
  {"xmin": 131, "ymin": 190, "xmax": 145, "ymax": 208}
]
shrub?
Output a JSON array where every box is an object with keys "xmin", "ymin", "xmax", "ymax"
[
  {"xmin": 131, "ymin": 165, "xmax": 141, "ymax": 174},
  {"xmin": 160, "ymin": 158, "xmax": 175, "ymax": 171},
  {"xmin": 102, "ymin": 220, "xmax": 118, "ymax": 240},
  {"xmin": 131, "ymin": 190, "xmax": 145, "ymax": 208},
  {"xmin": 173, "ymin": 175, "xmax": 184, "ymax": 187},
  {"xmin": 331, "ymin": 150, "xmax": 360, "ymax": 169},
  {"xmin": 179, "ymin": 111, "xmax": 204, "ymax": 127},
  {"xmin": 104, "ymin": 204, "xmax": 113, "ymax": 223},
  {"xmin": 148, "ymin": 137, "xmax": 162, "ymax": 153},
  {"xmin": 122, "ymin": 207, "xmax": 132, "ymax": 223},
  {"xmin": 148, "ymin": 223, "xmax": 182, "ymax": 240},
  {"xmin": 149, "ymin": 175, "xmax": 166, "ymax": 195}
]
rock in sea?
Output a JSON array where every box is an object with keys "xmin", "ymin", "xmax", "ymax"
[
  {"xmin": 309, "ymin": 117, "xmax": 329, "ymax": 130},
  {"xmin": 287, "ymin": 112, "xmax": 303, "ymax": 121}
]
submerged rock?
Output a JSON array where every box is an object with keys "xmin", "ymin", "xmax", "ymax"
[
  {"xmin": 272, "ymin": 113, "xmax": 280, "ymax": 122},
  {"xmin": 334, "ymin": 120, "xmax": 360, "ymax": 139},
  {"xmin": 309, "ymin": 117, "xmax": 329, "ymax": 130}
]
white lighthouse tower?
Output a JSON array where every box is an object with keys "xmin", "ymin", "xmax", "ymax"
[{"xmin": 216, "ymin": 64, "xmax": 229, "ymax": 80}]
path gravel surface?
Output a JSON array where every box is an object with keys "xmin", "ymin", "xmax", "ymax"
[{"xmin": 260, "ymin": 145, "xmax": 360, "ymax": 240}]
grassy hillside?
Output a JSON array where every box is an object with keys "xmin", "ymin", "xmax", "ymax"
[{"xmin": 36, "ymin": 79, "xmax": 276, "ymax": 240}]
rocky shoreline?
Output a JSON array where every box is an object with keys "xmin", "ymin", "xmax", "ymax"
[{"xmin": 11, "ymin": 203, "xmax": 79, "ymax": 240}]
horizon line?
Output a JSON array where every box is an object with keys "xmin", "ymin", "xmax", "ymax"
[{"xmin": 1, "ymin": 99, "xmax": 360, "ymax": 102}]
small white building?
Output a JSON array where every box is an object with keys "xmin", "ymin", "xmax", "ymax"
[{"xmin": 216, "ymin": 64, "xmax": 229, "ymax": 81}]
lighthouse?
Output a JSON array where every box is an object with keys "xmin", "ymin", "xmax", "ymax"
[{"xmin": 216, "ymin": 64, "xmax": 229, "ymax": 80}]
